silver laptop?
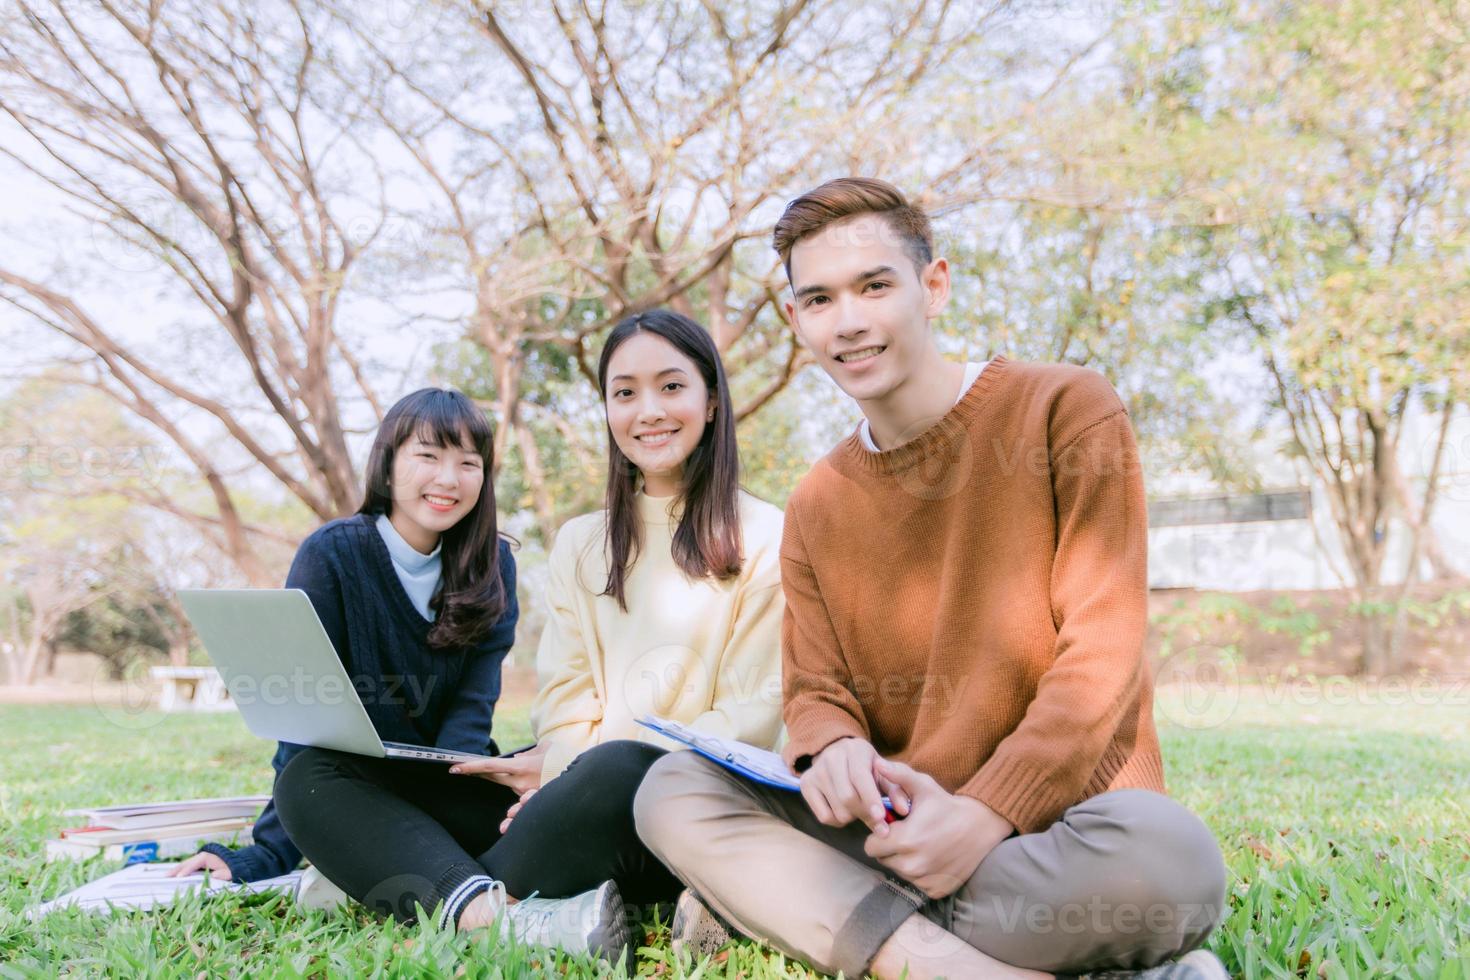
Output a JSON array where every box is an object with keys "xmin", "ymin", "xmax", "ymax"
[{"xmin": 177, "ymin": 589, "xmax": 493, "ymax": 763}]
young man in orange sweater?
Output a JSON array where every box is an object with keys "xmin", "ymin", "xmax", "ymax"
[{"xmin": 634, "ymin": 178, "xmax": 1229, "ymax": 980}]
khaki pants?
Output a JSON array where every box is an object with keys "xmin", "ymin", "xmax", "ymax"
[{"xmin": 635, "ymin": 751, "xmax": 1227, "ymax": 977}]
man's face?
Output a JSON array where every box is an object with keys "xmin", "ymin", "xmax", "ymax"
[{"xmin": 784, "ymin": 213, "xmax": 949, "ymax": 404}]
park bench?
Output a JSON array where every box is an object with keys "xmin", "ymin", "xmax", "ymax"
[{"xmin": 148, "ymin": 665, "xmax": 232, "ymax": 713}]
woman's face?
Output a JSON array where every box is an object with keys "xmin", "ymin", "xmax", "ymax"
[
  {"xmin": 604, "ymin": 331, "xmax": 714, "ymax": 497},
  {"xmin": 388, "ymin": 426, "xmax": 484, "ymax": 553}
]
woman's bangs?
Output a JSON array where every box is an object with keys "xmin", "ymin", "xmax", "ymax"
[{"xmin": 412, "ymin": 393, "xmax": 492, "ymax": 457}]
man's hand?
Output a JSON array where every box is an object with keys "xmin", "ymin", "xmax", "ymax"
[
  {"xmin": 800, "ymin": 737, "xmax": 892, "ymax": 833},
  {"xmin": 449, "ymin": 742, "xmax": 550, "ymax": 797},
  {"xmin": 170, "ymin": 851, "xmax": 232, "ymax": 880},
  {"xmin": 863, "ymin": 758, "xmax": 1014, "ymax": 899}
]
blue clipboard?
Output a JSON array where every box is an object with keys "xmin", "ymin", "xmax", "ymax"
[
  {"xmin": 636, "ymin": 715, "xmax": 895, "ymax": 812},
  {"xmin": 637, "ymin": 715, "xmax": 801, "ymax": 792}
]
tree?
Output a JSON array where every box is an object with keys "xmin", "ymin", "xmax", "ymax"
[
  {"xmin": 0, "ymin": 0, "xmax": 388, "ymax": 583},
  {"xmin": 2, "ymin": 0, "xmax": 1119, "ymax": 562},
  {"xmin": 1143, "ymin": 0, "xmax": 1470, "ymax": 672},
  {"xmin": 0, "ymin": 379, "xmax": 259, "ymax": 682},
  {"xmin": 0, "ymin": 491, "xmax": 130, "ymax": 685},
  {"xmin": 54, "ymin": 549, "xmax": 200, "ymax": 675},
  {"xmin": 337, "ymin": 0, "xmax": 1116, "ymax": 535},
  {"xmin": 945, "ymin": 202, "xmax": 1259, "ymax": 488}
]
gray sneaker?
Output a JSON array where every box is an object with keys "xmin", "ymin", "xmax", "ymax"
[
  {"xmin": 670, "ymin": 888, "xmax": 734, "ymax": 959},
  {"xmin": 1081, "ymin": 949, "xmax": 1230, "ymax": 980},
  {"xmin": 503, "ymin": 880, "xmax": 630, "ymax": 963}
]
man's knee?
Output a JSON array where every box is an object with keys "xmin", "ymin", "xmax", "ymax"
[
  {"xmin": 1118, "ymin": 791, "xmax": 1225, "ymax": 896},
  {"xmin": 1089, "ymin": 789, "xmax": 1228, "ymax": 951}
]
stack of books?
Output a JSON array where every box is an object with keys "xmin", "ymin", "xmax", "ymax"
[{"xmin": 45, "ymin": 795, "xmax": 267, "ymax": 864}]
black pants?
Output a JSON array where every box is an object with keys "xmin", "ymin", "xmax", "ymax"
[{"xmin": 274, "ymin": 739, "xmax": 682, "ymax": 925}]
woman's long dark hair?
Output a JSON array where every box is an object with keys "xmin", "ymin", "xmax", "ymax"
[
  {"xmin": 596, "ymin": 310, "xmax": 744, "ymax": 611},
  {"xmin": 358, "ymin": 388, "xmax": 509, "ymax": 649}
]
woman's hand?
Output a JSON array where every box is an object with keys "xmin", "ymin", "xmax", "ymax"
[
  {"xmin": 498, "ymin": 788, "xmax": 538, "ymax": 834},
  {"xmin": 449, "ymin": 742, "xmax": 549, "ymax": 797},
  {"xmin": 170, "ymin": 851, "xmax": 233, "ymax": 880}
]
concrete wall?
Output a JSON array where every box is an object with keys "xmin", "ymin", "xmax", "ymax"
[{"xmin": 1146, "ymin": 405, "xmax": 1470, "ymax": 590}]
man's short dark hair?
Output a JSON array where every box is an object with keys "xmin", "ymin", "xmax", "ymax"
[{"xmin": 772, "ymin": 177, "xmax": 934, "ymax": 279}]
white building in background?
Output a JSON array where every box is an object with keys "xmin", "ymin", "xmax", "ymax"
[{"xmin": 1145, "ymin": 407, "xmax": 1470, "ymax": 591}]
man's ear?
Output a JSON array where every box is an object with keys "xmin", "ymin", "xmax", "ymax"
[
  {"xmin": 784, "ymin": 299, "xmax": 803, "ymax": 339},
  {"xmin": 922, "ymin": 257, "xmax": 952, "ymax": 318}
]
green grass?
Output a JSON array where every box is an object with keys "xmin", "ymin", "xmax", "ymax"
[{"xmin": 2, "ymin": 687, "xmax": 1467, "ymax": 978}]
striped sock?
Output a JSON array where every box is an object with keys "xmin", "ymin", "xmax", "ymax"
[{"xmin": 437, "ymin": 872, "xmax": 499, "ymax": 930}]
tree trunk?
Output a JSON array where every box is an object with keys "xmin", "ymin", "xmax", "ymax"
[
  {"xmin": 2, "ymin": 595, "xmax": 25, "ymax": 684},
  {"xmin": 1389, "ymin": 449, "xmax": 1455, "ymax": 580},
  {"xmin": 1358, "ymin": 613, "xmax": 1393, "ymax": 676},
  {"xmin": 515, "ymin": 419, "xmax": 559, "ymax": 546},
  {"xmin": 20, "ymin": 635, "xmax": 49, "ymax": 686},
  {"xmin": 1356, "ymin": 583, "xmax": 1402, "ymax": 676},
  {"xmin": 0, "ymin": 646, "xmax": 20, "ymax": 686}
]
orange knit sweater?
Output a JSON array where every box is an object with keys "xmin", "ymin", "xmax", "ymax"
[{"xmin": 780, "ymin": 356, "xmax": 1165, "ymax": 834}]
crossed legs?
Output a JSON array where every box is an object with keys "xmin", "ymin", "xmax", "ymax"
[{"xmin": 634, "ymin": 751, "xmax": 1226, "ymax": 978}]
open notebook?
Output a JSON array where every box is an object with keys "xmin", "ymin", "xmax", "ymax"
[{"xmin": 26, "ymin": 862, "xmax": 303, "ymax": 919}]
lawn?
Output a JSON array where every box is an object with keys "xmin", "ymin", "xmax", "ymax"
[{"xmin": 2, "ymin": 684, "xmax": 1467, "ymax": 978}]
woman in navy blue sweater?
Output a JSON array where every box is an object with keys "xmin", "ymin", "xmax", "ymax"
[{"xmin": 171, "ymin": 388, "xmax": 517, "ymax": 882}]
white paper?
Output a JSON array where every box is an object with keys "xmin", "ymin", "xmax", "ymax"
[{"xmin": 27, "ymin": 862, "xmax": 302, "ymax": 919}]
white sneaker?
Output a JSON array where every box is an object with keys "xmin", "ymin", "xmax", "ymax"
[
  {"xmin": 502, "ymin": 880, "xmax": 629, "ymax": 963},
  {"xmin": 295, "ymin": 865, "xmax": 350, "ymax": 911},
  {"xmin": 670, "ymin": 888, "xmax": 733, "ymax": 959}
]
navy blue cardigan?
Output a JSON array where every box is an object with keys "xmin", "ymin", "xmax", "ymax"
[{"xmin": 202, "ymin": 514, "xmax": 518, "ymax": 882}]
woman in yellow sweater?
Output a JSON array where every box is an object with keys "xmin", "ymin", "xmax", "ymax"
[{"xmin": 444, "ymin": 308, "xmax": 786, "ymax": 956}]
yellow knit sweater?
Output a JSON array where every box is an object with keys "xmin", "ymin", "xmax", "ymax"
[
  {"xmin": 532, "ymin": 489, "xmax": 786, "ymax": 785},
  {"xmin": 780, "ymin": 356, "xmax": 1165, "ymax": 834}
]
